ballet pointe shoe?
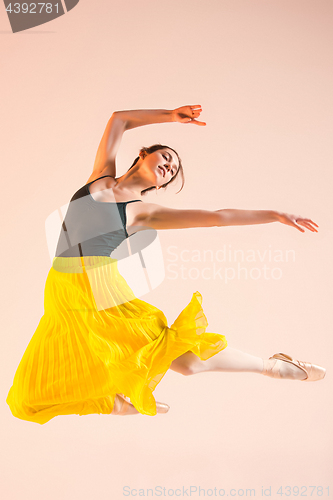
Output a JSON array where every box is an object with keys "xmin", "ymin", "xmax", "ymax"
[
  {"xmin": 155, "ymin": 401, "xmax": 170, "ymax": 414},
  {"xmin": 262, "ymin": 353, "xmax": 326, "ymax": 381},
  {"xmin": 112, "ymin": 394, "xmax": 170, "ymax": 416}
]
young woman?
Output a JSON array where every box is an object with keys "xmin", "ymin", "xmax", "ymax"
[{"xmin": 6, "ymin": 105, "xmax": 325, "ymax": 424}]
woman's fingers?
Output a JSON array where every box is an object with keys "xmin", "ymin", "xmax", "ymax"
[
  {"xmin": 179, "ymin": 117, "xmax": 206, "ymax": 125},
  {"xmin": 303, "ymin": 219, "xmax": 319, "ymax": 227},
  {"xmin": 189, "ymin": 119, "xmax": 206, "ymax": 126},
  {"xmin": 175, "ymin": 105, "xmax": 204, "ymax": 124},
  {"xmin": 187, "ymin": 105, "xmax": 203, "ymax": 117},
  {"xmin": 298, "ymin": 222, "xmax": 314, "ymax": 232},
  {"xmin": 293, "ymin": 222, "xmax": 305, "ymax": 232},
  {"xmin": 190, "ymin": 110, "xmax": 202, "ymax": 117},
  {"xmin": 299, "ymin": 221, "xmax": 318, "ymax": 232},
  {"xmin": 297, "ymin": 218, "xmax": 319, "ymax": 230},
  {"xmin": 179, "ymin": 105, "xmax": 202, "ymax": 114},
  {"xmin": 294, "ymin": 219, "xmax": 318, "ymax": 232},
  {"xmin": 277, "ymin": 212, "xmax": 319, "ymax": 233},
  {"xmin": 303, "ymin": 222, "xmax": 318, "ymax": 232}
]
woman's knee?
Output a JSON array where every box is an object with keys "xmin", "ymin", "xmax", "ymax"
[
  {"xmin": 169, "ymin": 352, "xmax": 201, "ymax": 376},
  {"xmin": 180, "ymin": 364, "xmax": 197, "ymax": 376}
]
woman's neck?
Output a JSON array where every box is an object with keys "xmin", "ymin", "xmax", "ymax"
[{"xmin": 113, "ymin": 168, "xmax": 155, "ymax": 197}]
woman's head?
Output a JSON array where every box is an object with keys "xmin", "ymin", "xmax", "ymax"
[{"xmin": 128, "ymin": 144, "xmax": 184, "ymax": 196}]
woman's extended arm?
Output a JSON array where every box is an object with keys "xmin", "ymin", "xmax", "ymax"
[
  {"xmin": 134, "ymin": 204, "xmax": 318, "ymax": 233},
  {"xmin": 219, "ymin": 209, "xmax": 278, "ymax": 226}
]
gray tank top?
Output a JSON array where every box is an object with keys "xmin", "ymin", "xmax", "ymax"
[{"xmin": 55, "ymin": 175, "xmax": 143, "ymax": 257}]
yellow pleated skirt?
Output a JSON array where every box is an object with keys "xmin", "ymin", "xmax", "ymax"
[{"xmin": 6, "ymin": 256, "xmax": 227, "ymax": 424}]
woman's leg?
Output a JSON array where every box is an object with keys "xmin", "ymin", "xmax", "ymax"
[{"xmin": 169, "ymin": 346, "xmax": 307, "ymax": 380}]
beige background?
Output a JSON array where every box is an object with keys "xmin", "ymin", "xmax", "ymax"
[{"xmin": 1, "ymin": 0, "xmax": 332, "ymax": 498}]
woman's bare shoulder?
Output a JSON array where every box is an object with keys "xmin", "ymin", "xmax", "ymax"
[{"xmin": 85, "ymin": 171, "xmax": 116, "ymax": 186}]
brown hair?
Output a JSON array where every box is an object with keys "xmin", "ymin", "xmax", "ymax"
[{"xmin": 127, "ymin": 144, "xmax": 185, "ymax": 196}]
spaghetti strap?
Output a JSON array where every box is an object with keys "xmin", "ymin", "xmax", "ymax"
[{"xmin": 87, "ymin": 175, "xmax": 114, "ymax": 186}]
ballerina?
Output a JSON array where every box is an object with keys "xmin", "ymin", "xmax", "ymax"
[{"xmin": 6, "ymin": 105, "xmax": 325, "ymax": 423}]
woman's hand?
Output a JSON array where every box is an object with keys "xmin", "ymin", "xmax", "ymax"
[
  {"xmin": 171, "ymin": 105, "xmax": 206, "ymax": 126},
  {"xmin": 276, "ymin": 212, "xmax": 319, "ymax": 233}
]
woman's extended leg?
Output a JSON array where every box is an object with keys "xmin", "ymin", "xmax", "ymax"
[{"xmin": 169, "ymin": 347, "xmax": 307, "ymax": 380}]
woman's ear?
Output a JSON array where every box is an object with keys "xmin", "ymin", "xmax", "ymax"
[{"xmin": 139, "ymin": 149, "xmax": 148, "ymax": 160}]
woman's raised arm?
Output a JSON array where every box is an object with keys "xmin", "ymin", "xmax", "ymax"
[
  {"xmin": 90, "ymin": 106, "xmax": 205, "ymax": 179},
  {"xmin": 90, "ymin": 112, "xmax": 126, "ymax": 179},
  {"xmin": 116, "ymin": 105, "xmax": 206, "ymax": 130}
]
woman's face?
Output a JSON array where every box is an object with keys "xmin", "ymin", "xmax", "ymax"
[{"xmin": 140, "ymin": 148, "xmax": 180, "ymax": 187}]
